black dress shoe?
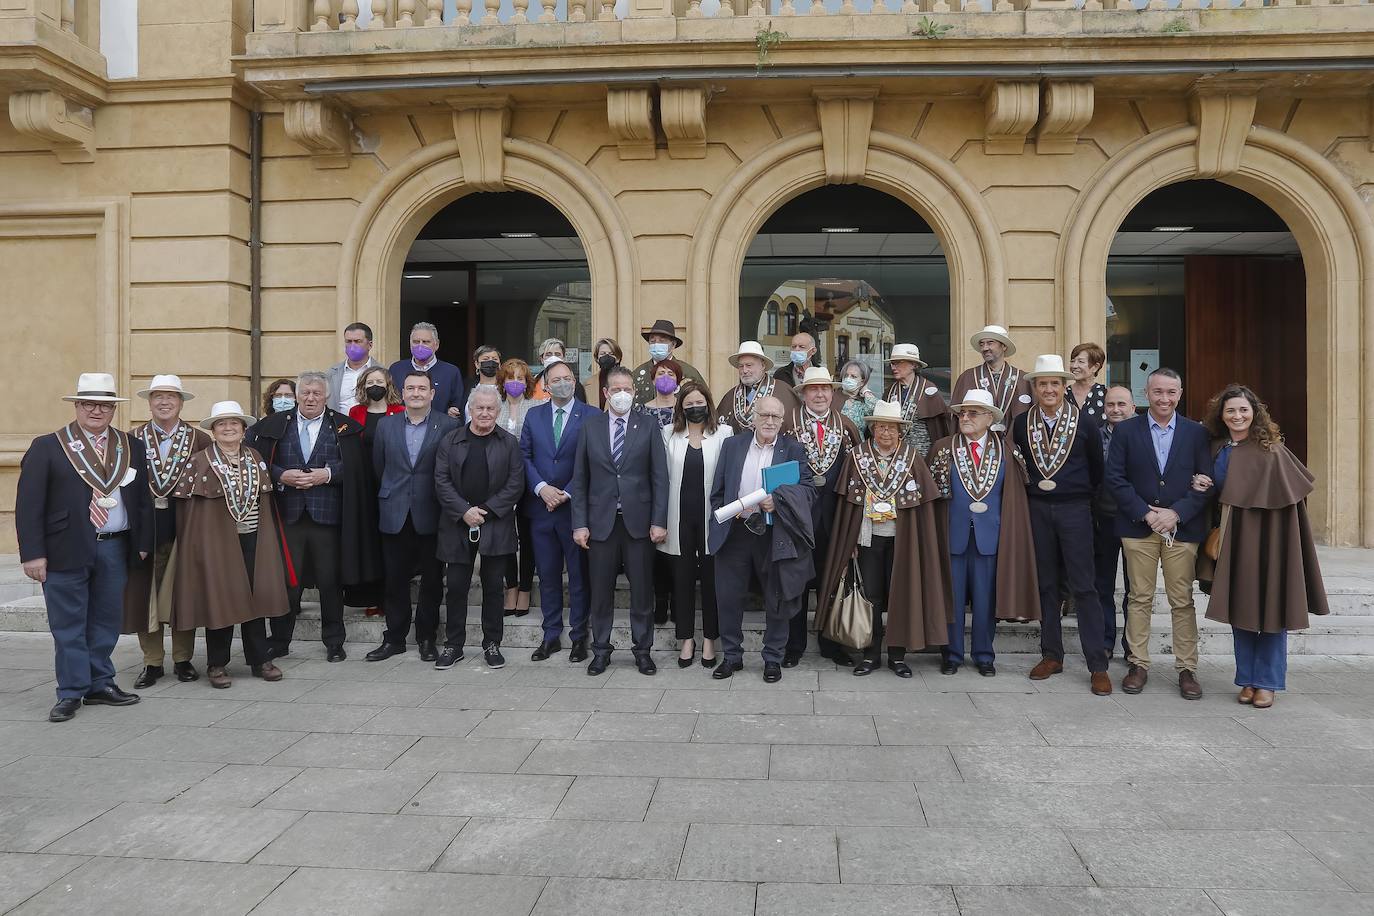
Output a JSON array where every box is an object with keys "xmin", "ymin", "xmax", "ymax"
[
  {"xmin": 782, "ymin": 650, "xmax": 803, "ymax": 669},
  {"xmin": 49, "ymin": 698, "xmax": 81, "ymax": 722},
  {"xmin": 532, "ymin": 639, "xmax": 562, "ymax": 662},
  {"xmin": 326, "ymin": 646, "xmax": 347, "ymax": 663},
  {"xmin": 568, "ymin": 638, "xmax": 589, "ymax": 664},
  {"xmin": 853, "ymin": 658, "xmax": 881, "ymax": 676},
  {"xmin": 711, "ymin": 660, "xmax": 738, "ymax": 680},
  {"xmin": 635, "ymin": 655, "xmax": 657, "ymax": 676},
  {"xmin": 133, "ymin": 665, "xmax": 164, "ymax": 689},
  {"xmin": 701, "ymin": 655, "xmax": 718, "ymax": 669},
  {"xmin": 677, "ymin": 656, "xmax": 694, "ymax": 669},
  {"xmin": 587, "ymin": 656, "xmax": 610, "ymax": 677},
  {"xmin": 418, "ymin": 639, "xmax": 438, "ymax": 662},
  {"xmin": 266, "ymin": 645, "xmax": 291, "ymax": 660},
  {"xmin": 365, "ymin": 642, "xmax": 406, "ymax": 662},
  {"xmin": 977, "ymin": 663, "xmax": 997, "ymax": 677},
  {"xmin": 939, "ymin": 659, "xmax": 960, "ymax": 675},
  {"xmin": 832, "ymin": 653, "xmax": 855, "ymax": 668},
  {"xmin": 173, "ymin": 661, "xmax": 199, "ymax": 682},
  {"xmin": 83, "ymin": 685, "xmax": 140, "ymax": 706},
  {"xmin": 763, "ymin": 662, "xmax": 782, "ymax": 683},
  {"xmin": 887, "ymin": 659, "xmax": 913, "ymax": 678}
]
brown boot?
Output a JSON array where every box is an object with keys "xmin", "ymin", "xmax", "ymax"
[
  {"xmin": 207, "ymin": 666, "xmax": 232, "ymax": 689},
  {"xmin": 1029, "ymin": 657, "xmax": 1064, "ymax": 680},
  {"xmin": 1121, "ymin": 664, "xmax": 1148, "ymax": 694},
  {"xmin": 1090, "ymin": 672, "xmax": 1113, "ymax": 696},
  {"xmin": 1178, "ymin": 669, "xmax": 1203, "ymax": 701}
]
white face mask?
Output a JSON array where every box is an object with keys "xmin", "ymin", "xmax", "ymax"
[
  {"xmin": 841, "ymin": 377, "xmax": 862, "ymax": 394},
  {"xmin": 607, "ymin": 391, "xmax": 634, "ymax": 415}
]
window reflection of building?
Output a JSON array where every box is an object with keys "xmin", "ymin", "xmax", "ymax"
[
  {"xmin": 766, "ymin": 302, "xmax": 778, "ymax": 336},
  {"xmin": 837, "ymin": 335, "xmax": 849, "ymax": 361},
  {"xmin": 785, "ymin": 302, "xmax": 799, "ymax": 336}
]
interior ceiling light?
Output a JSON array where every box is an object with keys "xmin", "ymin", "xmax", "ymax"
[
  {"xmin": 1151, "ymin": 226, "xmax": 1193, "ymax": 232},
  {"xmin": 403, "ymin": 273, "xmax": 432, "ymax": 279},
  {"xmin": 500, "ymin": 232, "xmax": 539, "ymax": 238},
  {"xmin": 820, "ymin": 227, "xmax": 860, "ymax": 233}
]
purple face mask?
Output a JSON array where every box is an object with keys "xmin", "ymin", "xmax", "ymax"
[
  {"xmin": 344, "ymin": 342, "xmax": 367, "ymax": 362},
  {"xmin": 654, "ymin": 375, "xmax": 678, "ymax": 395},
  {"xmin": 411, "ymin": 343, "xmax": 434, "ymax": 363},
  {"xmin": 503, "ymin": 380, "xmax": 526, "ymax": 399}
]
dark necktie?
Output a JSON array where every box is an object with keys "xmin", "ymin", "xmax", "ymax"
[{"xmin": 612, "ymin": 417, "xmax": 625, "ymax": 466}]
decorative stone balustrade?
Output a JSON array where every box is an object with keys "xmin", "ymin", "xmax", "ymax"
[{"xmin": 0, "ymin": 0, "xmax": 106, "ymax": 162}]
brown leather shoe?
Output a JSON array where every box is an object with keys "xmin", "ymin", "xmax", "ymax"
[
  {"xmin": 1178, "ymin": 669, "xmax": 1202, "ymax": 700},
  {"xmin": 1121, "ymin": 664, "xmax": 1147, "ymax": 694},
  {"xmin": 207, "ymin": 666, "xmax": 232, "ymax": 689},
  {"xmin": 1028, "ymin": 658, "xmax": 1064, "ymax": 680},
  {"xmin": 252, "ymin": 662, "xmax": 283, "ymax": 682},
  {"xmin": 1237, "ymin": 686, "xmax": 1255, "ymax": 705},
  {"xmin": 1251, "ymin": 688, "xmax": 1274, "ymax": 708},
  {"xmin": 1090, "ymin": 672, "xmax": 1113, "ymax": 696}
]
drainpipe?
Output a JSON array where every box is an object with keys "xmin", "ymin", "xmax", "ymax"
[{"xmin": 249, "ymin": 110, "xmax": 263, "ymax": 406}]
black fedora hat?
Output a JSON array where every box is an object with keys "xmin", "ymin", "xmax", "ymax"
[{"xmin": 640, "ymin": 319, "xmax": 684, "ymax": 348}]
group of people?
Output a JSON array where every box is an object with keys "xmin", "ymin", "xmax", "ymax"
[{"xmin": 18, "ymin": 317, "xmax": 1328, "ymax": 723}]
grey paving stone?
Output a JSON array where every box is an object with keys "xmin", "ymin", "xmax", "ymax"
[
  {"xmin": 409, "ymin": 772, "xmax": 573, "ymax": 818},
  {"xmin": 0, "ymin": 670, "xmax": 56, "ymax": 693},
  {"xmin": 874, "ymin": 714, "xmax": 1046, "ymax": 746},
  {"xmin": 43, "ymin": 801, "xmax": 303, "ymax": 863},
  {"xmin": 1206, "ymin": 889, "xmax": 1374, "ymax": 916},
  {"xmin": 757, "ymin": 884, "xmax": 959, "ymax": 916},
  {"xmin": 1309, "ymin": 673, "xmax": 1374, "ymax": 696},
  {"xmin": 259, "ymin": 766, "xmax": 432, "ymax": 814},
  {"xmin": 213, "ymin": 700, "xmax": 384, "ymax": 733},
  {"xmin": 1307, "ymin": 693, "xmax": 1374, "ymax": 720},
  {"xmin": 1205, "ymin": 747, "xmax": 1374, "ymax": 786},
  {"xmin": 70, "ymin": 695, "xmax": 250, "ymax": 726},
  {"xmin": 533, "ymin": 878, "xmax": 755, "ymax": 916},
  {"xmin": 1034, "ymin": 715, "xmax": 1269, "ymax": 747},
  {"xmin": 918, "ymin": 782, "xmax": 1168, "ymax": 828},
  {"xmin": 0, "ymin": 797, "xmax": 113, "ymax": 852},
  {"xmin": 970, "ymin": 692, "xmax": 1134, "ymax": 717},
  {"xmin": 0, "ymin": 689, "xmax": 59, "ymax": 722},
  {"xmin": 1116, "ymin": 691, "xmax": 1337, "ymax": 719},
  {"xmin": 468, "ymin": 710, "xmax": 590, "ymax": 739},
  {"xmin": 1067, "ymin": 828, "xmax": 1347, "ymax": 889},
  {"xmin": 1237, "ymin": 716, "xmax": 1374, "ymax": 748},
  {"xmin": 693, "ymin": 713, "xmax": 877, "ymax": 745},
  {"xmin": 768, "ymin": 744, "xmax": 961, "ymax": 782},
  {"xmin": 647, "ymin": 777, "xmax": 923, "ymax": 826},
  {"xmin": 268, "ymin": 659, "xmax": 395, "ymax": 681},
  {"xmin": 138, "ymin": 676, "xmax": 322, "ymax": 702},
  {"xmin": 266, "ymin": 732, "xmax": 418, "ymax": 770},
  {"xmin": 1144, "ymin": 784, "xmax": 1374, "ymax": 831},
  {"xmin": 656, "ymin": 688, "xmax": 814, "ymax": 715},
  {"xmin": 838, "ymin": 826, "xmax": 1092, "ymax": 886},
  {"xmin": 351, "ymin": 705, "xmax": 487, "ymax": 737},
  {"xmin": 435, "ymin": 818, "xmax": 688, "ymax": 879},
  {"xmin": 730, "ymin": 668, "xmax": 820, "ymax": 690},
  {"xmin": 0, "ymin": 755, "xmax": 221, "ymax": 803},
  {"xmin": 423, "ymin": 684, "xmax": 555, "ymax": 710},
  {"xmin": 0, "ymin": 852, "xmax": 88, "ymax": 913},
  {"xmin": 371, "ymin": 659, "xmax": 519, "ymax": 686},
  {"xmin": 552, "ymin": 776, "xmax": 657, "ymax": 821},
  {"xmin": 295, "ymin": 679, "xmax": 443, "ymax": 707},
  {"xmin": 541, "ymin": 687, "xmax": 663, "ymax": 712},
  {"xmin": 253, "ymin": 810, "xmax": 466, "ymax": 871},
  {"xmin": 7, "ymin": 856, "xmax": 292, "ymax": 916},
  {"xmin": 951, "ymin": 745, "xmax": 1235, "ymax": 784},
  {"xmin": 251, "ymin": 867, "xmax": 547, "ymax": 916},
  {"xmin": 677, "ymin": 824, "xmax": 838, "ymax": 883},
  {"xmin": 953, "ymin": 886, "xmax": 1221, "ymax": 915},
  {"xmin": 386, "ymin": 736, "xmax": 538, "ymax": 774},
  {"xmin": 816, "ymin": 670, "xmax": 932, "ymax": 692},
  {"xmin": 918, "ymin": 668, "xmax": 1041, "ymax": 693},
  {"xmin": 102, "ymin": 723, "xmax": 308, "ymax": 764},
  {"xmin": 518, "ymin": 739, "xmax": 769, "ymax": 779},
  {"xmin": 602, "ymin": 665, "xmax": 730, "ymax": 691},
  {"xmin": 576, "ymin": 712, "xmax": 697, "ymax": 742},
  {"xmin": 811, "ymin": 690, "xmax": 978, "ymax": 717},
  {"xmin": 506, "ymin": 665, "xmax": 614, "ymax": 688},
  {"xmin": 0, "ymin": 721, "xmax": 154, "ymax": 758},
  {"xmin": 172, "ymin": 764, "xmax": 304, "ymax": 808},
  {"xmin": 1288, "ymin": 831, "xmax": 1374, "ymax": 891}
]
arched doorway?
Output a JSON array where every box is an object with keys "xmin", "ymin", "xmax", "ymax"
[
  {"xmin": 739, "ymin": 185, "xmax": 953, "ymax": 397},
  {"xmin": 1106, "ymin": 179, "xmax": 1306, "ymax": 459}
]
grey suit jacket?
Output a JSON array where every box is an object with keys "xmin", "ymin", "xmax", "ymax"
[
  {"xmin": 571, "ymin": 410, "xmax": 668, "ymax": 541},
  {"xmin": 372, "ymin": 410, "xmax": 459, "ymax": 535},
  {"xmin": 327, "ymin": 357, "xmax": 382, "ymax": 413}
]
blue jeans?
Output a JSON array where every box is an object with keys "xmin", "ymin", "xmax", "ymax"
[
  {"xmin": 1233, "ymin": 628, "xmax": 1287, "ymax": 691},
  {"xmin": 946, "ymin": 549, "xmax": 997, "ymax": 666},
  {"xmin": 43, "ymin": 536, "xmax": 129, "ymax": 700}
]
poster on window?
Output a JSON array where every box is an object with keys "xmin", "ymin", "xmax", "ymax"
[{"xmin": 1129, "ymin": 349, "xmax": 1160, "ymax": 407}]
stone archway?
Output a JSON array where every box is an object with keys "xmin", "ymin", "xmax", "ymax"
[
  {"xmin": 338, "ymin": 136, "xmax": 639, "ymax": 360},
  {"xmin": 685, "ymin": 129, "xmax": 1007, "ymax": 387},
  {"xmin": 1057, "ymin": 123, "xmax": 1374, "ymax": 546}
]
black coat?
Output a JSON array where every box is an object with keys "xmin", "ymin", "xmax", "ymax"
[{"xmin": 434, "ymin": 424, "xmax": 525, "ymax": 562}]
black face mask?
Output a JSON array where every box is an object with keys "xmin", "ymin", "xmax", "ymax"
[
  {"xmin": 479, "ymin": 360, "xmax": 499, "ymax": 377},
  {"xmin": 365, "ymin": 384, "xmax": 387, "ymax": 403},
  {"xmin": 683, "ymin": 405, "xmax": 709, "ymax": 424},
  {"xmin": 597, "ymin": 354, "xmax": 618, "ymax": 371}
]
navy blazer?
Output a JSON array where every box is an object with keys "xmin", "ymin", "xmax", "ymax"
[
  {"xmin": 371, "ymin": 410, "xmax": 459, "ymax": 536},
  {"xmin": 948, "ymin": 453, "xmax": 1006, "ymax": 557},
  {"xmin": 388, "ymin": 358, "xmax": 466, "ymax": 418},
  {"xmin": 16, "ymin": 429, "xmax": 154, "ymax": 572},
  {"xmin": 707, "ymin": 432, "xmax": 809, "ymax": 556},
  {"xmin": 1105, "ymin": 412, "xmax": 1214, "ymax": 543},
  {"xmin": 571, "ymin": 409, "xmax": 669, "ymax": 540},
  {"xmin": 520, "ymin": 399, "xmax": 601, "ymax": 516}
]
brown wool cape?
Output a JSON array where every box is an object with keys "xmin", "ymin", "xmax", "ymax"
[
  {"xmin": 950, "ymin": 365, "xmax": 1032, "ymax": 433},
  {"xmin": 885, "ymin": 378, "xmax": 954, "ymax": 445},
  {"xmin": 1203, "ymin": 437, "xmax": 1329, "ymax": 633},
  {"xmin": 167, "ymin": 447, "xmax": 290, "ymax": 630},
  {"xmin": 816, "ymin": 446, "xmax": 954, "ymax": 651},
  {"xmin": 714, "ymin": 381, "xmax": 800, "ymax": 433},
  {"xmin": 926, "ymin": 436, "xmax": 1042, "ymax": 622}
]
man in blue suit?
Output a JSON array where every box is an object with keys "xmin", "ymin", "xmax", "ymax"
[
  {"xmin": 366, "ymin": 370, "xmax": 459, "ymax": 663},
  {"xmin": 1105, "ymin": 367, "xmax": 1214, "ymax": 700},
  {"xmin": 387, "ymin": 321, "xmax": 466, "ymax": 420},
  {"xmin": 520, "ymin": 359, "xmax": 600, "ymax": 663}
]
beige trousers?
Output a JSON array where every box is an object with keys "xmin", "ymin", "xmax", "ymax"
[
  {"xmin": 1121, "ymin": 533, "xmax": 1201, "ymax": 672},
  {"xmin": 138, "ymin": 542, "xmax": 195, "ymax": 665}
]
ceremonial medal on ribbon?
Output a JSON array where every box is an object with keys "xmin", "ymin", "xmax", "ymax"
[
  {"xmin": 1029, "ymin": 402, "xmax": 1079, "ymax": 492},
  {"xmin": 731, "ymin": 376, "xmax": 776, "ymax": 429},
  {"xmin": 791, "ymin": 408, "xmax": 843, "ymax": 484},
  {"xmin": 142, "ymin": 423, "xmax": 194, "ymax": 510},
  {"xmin": 209, "ymin": 443, "xmax": 262, "ymax": 529},
  {"xmin": 59, "ymin": 423, "xmax": 130, "ymax": 509},
  {"xmin": 855, "ymin": 441, "xmax": 916, "ymax": 520},
  {"xmin": 975, "ymin": 364, "xmax": 1020, "ymax": 432},
  {"xmin": 952, "ymin": 433, "xmax": 1001, "ymax": 513}
]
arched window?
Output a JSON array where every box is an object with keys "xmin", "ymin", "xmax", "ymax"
[
  {"xmin": 785, "ymin": 302, "xmax": 799, "ymax": 336},
  {"xmin": 766, "ymin": 301, "xmax": 779, "ymax": 336},
  {"xmin": 837, "ymin": 335, "xmax": 849, "ymax": 362}
]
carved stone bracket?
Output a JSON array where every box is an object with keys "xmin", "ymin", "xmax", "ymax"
[
  {"xmin": 8, "ymin": 90, "xmax": 95, "ymax": 164},
  {"xmin": 450, "ymin": 96, "xmax": 513, "ymax": 191},
  {"xmin": 984, "ymin": 80, "xmax": 1039, "ymax": 155},
  {"xmin": 660, "ymin": 87, "xmax": 708, "ymax": 160},
  {"xmin": 607, "ymin": 87, "xmax": 656, "ymax": 161},
  {"xmin": 813, "ymin": 88, "xmax": 878, "ymax": 184},
  {"xmin": 283, "ymin": 98, "xmax": 352, "ymax": 169},
  {"xmin": 1036, "ymin": 81, "xmax": 1094, "ymax": 155},
  {"xmin": 1189, "ymin": 81, "xmax": 1261, "ymax": 178}
]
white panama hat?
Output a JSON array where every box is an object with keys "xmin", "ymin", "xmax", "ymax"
[
  {"xmin": 62, "ymin": 372, "xmax": 126, "ymax": 403},
  {"xmin": 137, "ymin": 374, "xmax": 196, "ymax": 400},
  {"xmin": 793, "ymin": 365, "xmax": 842, "ymax": 391},
  {"xmin": 969, "ymin": 324, "xmax": 1016, "ymax": 357},
  {"xmin": 887, "ymin": 343, "xmax": 927, "ymax": 369},
  {"xmin": 199, "ymin": 400, "xmax": 256, "ymax": 430},
  {"xmin": 728, "ymin": 340, "xmax": 775, "ymax": 371},
  {"xmin": 1024, "ymin": 354, "xmax": 1075, "ymax": 381},
  {"xmin": 949, "ymin": 388, "xmax": 1005, "ymax": 423},
  {"xmin": 863, "ymin": 399, "xmax": 911, "ymax": 429}
]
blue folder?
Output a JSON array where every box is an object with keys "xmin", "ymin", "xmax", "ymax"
[{"xmin": 760, "ymin": 460, "xmax": 800, "ymax": 526}]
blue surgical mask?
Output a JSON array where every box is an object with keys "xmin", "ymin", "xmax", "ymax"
[
  {"xmin": 272, "ymin": 396, "xmax": 295, "ymax": 413},
  {"xmin": 841, "ymin": 377, "xmax": 862, "ymax": 394},
  {"xmin": 647, "ymin": 343, "xmax": 670, "ymax": 362},
  {"xmin": 790, "ymin": 350, "xmax": 810, "ymax": 366}
]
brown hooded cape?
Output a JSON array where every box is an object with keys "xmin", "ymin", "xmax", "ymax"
[
  {"xmin": 816, "ymin": 444, "xmax": 954, "ymax": 651},
  {"xmin": 714, "ymin": 379, "xmax": 800, "ymax": 433},
  {"xmin": 1202, "ymin": 437, "xmax": 1328, "ymax": 632},
  {"xmin": 951, "ymin": 364, "xmax": 1032, "ymax": 433},
  {"xmin": 885, "ymin": 378, "xmax": 954, "ymax": 448},
  {"xmin": 168, "ymin": 447, "xmax": 290, "ymax": 630},
  {"xmin": 926, "ymin": 435, "xmax": 1042, "ymax": 621}
]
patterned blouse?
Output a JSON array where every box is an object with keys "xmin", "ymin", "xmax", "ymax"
[
  {"xmin": 1067, "ymin": 382, "xmax": 1107, "ymax": 423},
  {"xmin": 840, "ymin": 390, "xmax": 877, "ymax": 437}
]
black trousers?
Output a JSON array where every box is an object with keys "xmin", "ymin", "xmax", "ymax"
[
  {"xmin": 504, "ymin": 510, "xmax": 535, "ymax": 592},
  {"xmin": 1093, "ymin": 511, "xmax": 1128, "ymax": 654},
  {"xmin": 653, "ymin": 550, "xmax": 674, "ymax": 617},
  {"xmin": 445, "ymin": 539, "xmax": 508, "ymax": 649},
  {"xmin": 715, "ymin": 523, "xmax": 802, "ymax": 666},
  {"xmin": 588, "ymin": 515, "xmax": 655, "ymax": 659},
  {"xmin": 382, "ymin": 516, "xmax": 444, "ymax": 647},
  {"xmin": 206, "ymin": 531, "xmax": 270, "ymax": 669},
  {"xmin": 672, "ymin": 517, "xmax": 718, "ymax": 641},
  {"xmin": 276, "ymin": 517, "xmax": 346, "ymax": 651},
  {"xmin": 1029, "ymin": 498, "xmax": 1108, "ymax": 673},
  {"xmin": 859, "ymin": 534, "xmax": 904, "ymax": 662}
]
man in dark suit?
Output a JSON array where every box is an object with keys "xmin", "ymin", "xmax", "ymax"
[
  {"xmin": 365, "ymin": 370, "xmax": 458, "ymax": 663},
  {"xmin": 387, "ymin": 321, "xmax": 466, "ymax": 420},
  {"xmin": 572, "ymin": 365, "xmax": 669, "ymax": 676},
  {"xmin": 709, "ymin": 395, "xmax": 812, "ymax": 683},
  {"xmin": 520, "ymin": 359, "xmax": 600, "ymax": 663},
  {"xmin": 17, "ymin": 373, "xmax": 152, "ymax": 722},
  {"xmin": 1095, "ymin": 384, "xmax": 1135, "ymax": 659},
  {"xmin": 1105, "ymin": 366, "xmax": 1214, "ymax": 700}
]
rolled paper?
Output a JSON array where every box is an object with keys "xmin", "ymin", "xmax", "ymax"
[{"xmin": 714, "ymin": 487, "xmax": 768, "ymax": 524}]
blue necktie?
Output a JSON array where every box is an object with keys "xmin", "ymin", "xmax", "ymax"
[
  {"xmin": 298, "ymin": 417, "xmax": 312, "ymax": 459},
  {"xmin": 612, "ymin": 417, "xmax": 625, "ymax": 467}
]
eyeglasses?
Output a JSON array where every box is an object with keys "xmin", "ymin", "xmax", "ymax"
[
  {"xmin": 76, "ymin": 401, "xmax": 116, "ymax": 412},
  {"xmin": 755, "ymin": 413, "xmax": 784, "ymax": 421},
  {"xmin": 956, "ymin": 410, "xmax": 989, "ymax": 418}
]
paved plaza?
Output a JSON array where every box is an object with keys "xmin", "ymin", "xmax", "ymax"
[{"xmin": 1, "ymin": 634, "xmax": 1373, "ymax": 915}]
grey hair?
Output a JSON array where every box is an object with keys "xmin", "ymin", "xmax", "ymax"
[
  {"xmin": 1147, "ymin": 366, "xmax": 1183, "ymax": 386},
  {"xmin": 410, "ymin": 321, "xmax": 440, "ymax": 344},
  {"xmin": 469, "ymin": 385, "xmax": 501, "ymax": 405},
  {"xmin": 538, "ymin": 337, "xmax": 565, "ymax": 357},
  {"xmin": 840, "ymin": 359, "xmax": 871, "ymax": 383},
  {"xmin": 296, "ymin": 370, "xmax": 329, "ymax": 391}
]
